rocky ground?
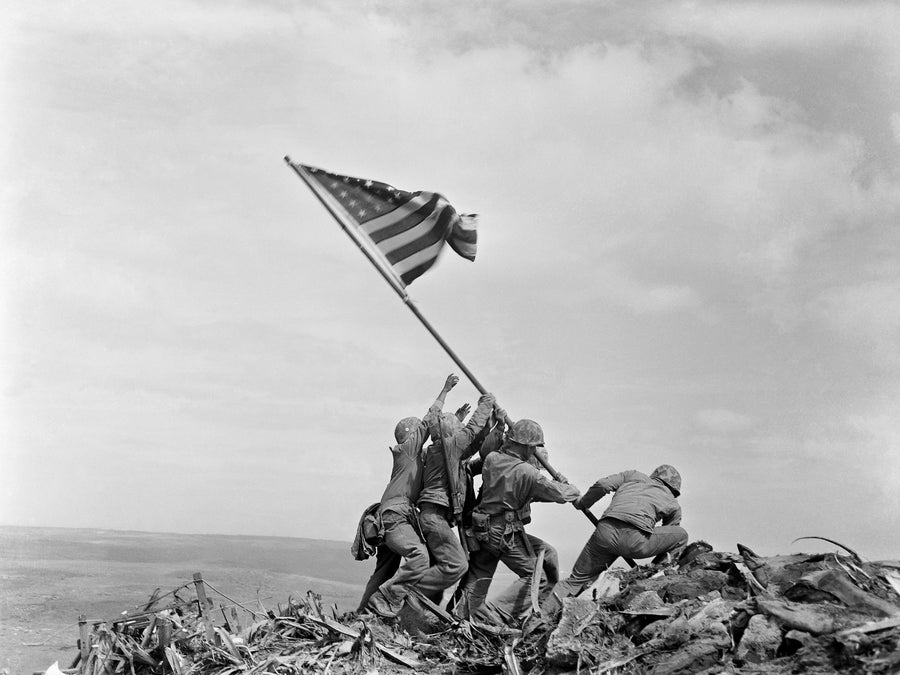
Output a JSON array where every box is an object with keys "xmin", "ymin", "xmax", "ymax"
[{"xmin": 62, "ymin": 541, "xmax": 900, "ymax": 674}]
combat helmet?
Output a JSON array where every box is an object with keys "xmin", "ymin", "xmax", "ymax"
[
  {"xmin": 507, "ymin": 419, "xmax": 545, "ymax": 446},
  {"xmin": 394, "ymin": 417, "xmax": 421, "ymax": 444},
  {"xmin": 650, "ymin": 464, "xmax": 682, "ymax": 497}
]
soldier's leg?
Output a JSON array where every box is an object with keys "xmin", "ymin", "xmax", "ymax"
[
  {"xmin": 621, "ymin": 524, "xmax": 689, "ymax": 562},
  {"xmin": 452, "ymin": 547, "xmax": 500, "ymax": 620},
  {"xmin": 357, "ymin": 545, "xmax": 401, "ymax": 612},
  {"xmin": 486, "ymin": 535, "xmax": 557, "ymax": 620},
  {"xmin": 544, "ymin": 520, "xmax": 620, "ymax": 613},
  {"xmin": 414, "ymin": 504, "xmax": 468, "ymax": 600},
  {"xmin": 373, "ymin": 510, "xmax": 429, "ymax": 615}
]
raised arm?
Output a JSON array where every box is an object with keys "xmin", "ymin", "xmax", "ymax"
[
  {"xmin": 424, "ymin": 373, "xmax": 459, "ymax": 423},
  {"xmin": 457, "ymin": 393, "xmax": 495, "ymax": 454}
]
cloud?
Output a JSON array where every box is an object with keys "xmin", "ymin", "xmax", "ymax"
[
  {"xmin": 696, "ymin": 408, "xmax": 752, "ymax": 433},
  {"xmin": 811, "ymin": 281, "xmax": 900, "ymax": 369},
  {"xmin": 658, "ymin": 2, "xmax": 899, "ymax": 51},
  {"xmin": 3, "ymin": 0, "xmax": 900, "ymax": 560}
]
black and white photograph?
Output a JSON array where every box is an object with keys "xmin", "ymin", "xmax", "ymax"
[{"xmin": 2, "ymin": 2, "xmax": 899, "ymax": 673}]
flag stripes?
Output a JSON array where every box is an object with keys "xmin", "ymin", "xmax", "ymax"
[{"xmin": 296, "ymin": 163, "xmax": 477, "ymax": 286}]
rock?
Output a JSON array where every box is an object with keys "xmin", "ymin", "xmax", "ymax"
[
  {"xmin": 662, "ymin": 570, "xmax": 730, "ymax": 602},
  {"xmin": 545, "ymin": 597, "xmax": 628, "ymax": 666},
  {"xmin": 786, "ymin": 569, "xmax": 900, "ymax": 617},
  {"xmin": 736, "ymin": 613, "xmax": 782, "ymax": 663},
  {"xmin": 687, "ymin": 596, "xmax": 733, "ymax": 631},
  {"xmin": 586, "ymin": 569, "xmax": 622, "ymax": 601},
  {"xmin": 659, "ymin": 616, "xmax": 691, "ymax": 648},
  {"xmin": 647, "ymin": 639, "xmax": 722, "ymax": 675},
  {"xmin": 756, "ymin": 598, "xmax": 835, "ymax": 635},
  {"xmin": 621, "ymin": 590, "xmax": 676, "ymax": 617},
  {"xmin": 782, "ymin": 628, "xmax": 817, "ymax": 655}
]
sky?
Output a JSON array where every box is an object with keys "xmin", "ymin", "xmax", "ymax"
[{"xmin": 2, "ymin": 1, "xmax": 899, "ymax": 567}]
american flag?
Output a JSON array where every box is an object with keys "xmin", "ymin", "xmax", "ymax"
[{"xmin": 296, "ymin": 163, "xmax": 477, "ymax": 286}]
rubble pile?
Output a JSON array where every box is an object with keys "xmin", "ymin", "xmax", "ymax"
[
  {"xmin": 545, "ymin": 541, "xmax": 900, "ymax": 674},
  {"xmin": 70, "ymin": 542, "xmax": 900, "ymax": 675}
]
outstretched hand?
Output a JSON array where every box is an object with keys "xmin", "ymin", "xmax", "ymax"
[
  {"xmin": 454, "ymin": 402, "xmax": 471, "ymax": 421},
  {"xmin": 443, "ymin": 374, "xmax": 460, "ymax": 392}
]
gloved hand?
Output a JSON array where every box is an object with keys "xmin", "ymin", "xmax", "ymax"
[{"xmin": 454, "ymin": 403, "xmax": 471, "ymax": 421}]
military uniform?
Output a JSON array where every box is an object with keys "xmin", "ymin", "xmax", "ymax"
[
  {"xmin": 362, "ymin": 405, "xmax": 443, "ymax": 616},
  {"xmin": 454, "ymin": 441, "xmax": 579, "ymax": 622},
  {"xmin": 413, "ymin": 394, "xmax": 494, "ymax": 600},
  {"xmin": 548, "ymin": 468, "xmax": 688, "ymax": 609}
]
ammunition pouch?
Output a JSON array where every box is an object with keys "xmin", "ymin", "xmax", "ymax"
[{"xmin": 471, "ymin": 511, "xmax": 491, "ymax": 543}]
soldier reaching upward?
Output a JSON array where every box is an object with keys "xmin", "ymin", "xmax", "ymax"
[
  {"xmin": 412, "ymin": 390, "xmax": 496, "ymax": 604},
  {"xmin": 363, "ymin": 374, "xmax": 459, "ymax": 618}
]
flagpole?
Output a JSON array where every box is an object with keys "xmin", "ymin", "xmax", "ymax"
[
  {"xmin": 285, "ymin": 157, "xmax": 613, "ymax": 547},
  {"xmin": 284, "ymin": 156, "xmax": 489, "ymax": 394}
]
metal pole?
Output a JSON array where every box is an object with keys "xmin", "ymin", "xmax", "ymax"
[
  {"xmin": 285, "ymin": 157, "xmax": 489, "ymax": 393},
  {"xmin": 285, "ymin": 157, "xmax": 610, "ymax": 539}
]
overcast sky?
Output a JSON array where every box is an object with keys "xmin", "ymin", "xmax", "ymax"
[{"xmin": 2, "ymin": 1, "xmax": 898, "ymax": 566}]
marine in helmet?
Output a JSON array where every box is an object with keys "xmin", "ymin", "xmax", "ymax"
[
  {"xmin": 453, "ymin": 417, "xmax": 581, "ymax": 623},
  {"xmin": 361, "ymin": 374, "xmax": 460, "ymax": 618},
  {"xmin": 411, "ymin": 387, "xmax": 497, "ymax": 604},
  {"xmin": 544, "ymin": 464, "xmax": 688, "ymax": 613}
]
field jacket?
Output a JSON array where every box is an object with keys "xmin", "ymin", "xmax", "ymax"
[
  {"xmin": 476, "ymin": 446, "xmax": 580, "ymax": 524},
  {"xmin": 379, "ymin": 400, "xmax": 443, "ymax": 513},
  {"xmin": 417, "ymin": 396, "xmax": 493, "ymax": 521},
  {"xmin": 581, "ymin": 469, "xmax": 682, "ymax": 534}
]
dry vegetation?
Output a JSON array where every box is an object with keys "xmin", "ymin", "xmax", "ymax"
[{"xmin": 66, "ymin": 541, "xmax": 900, "ymax": 675}]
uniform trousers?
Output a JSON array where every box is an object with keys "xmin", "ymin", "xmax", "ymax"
[
  {"xmin": 454, "ymin": 515, "xmax": 553, "ymax": 623},
  {"xmin": 377, "ymin": 503, "xmax": 429, "ymax": 607},
  {"xmin": 357, "ymin": 545, "xmax": 400, "ymax": 612},
  {"xmin": 548, "ymin": 517, "xmax": 688, "ymax": 610},
  {"xmin": 413, "ymin": 502, "xmax": 468, "ymax": 601}
]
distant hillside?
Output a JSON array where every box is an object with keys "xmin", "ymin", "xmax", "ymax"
[{"xmin": 0, "ymin": 526, "xmax": 371, "ymax": 675}]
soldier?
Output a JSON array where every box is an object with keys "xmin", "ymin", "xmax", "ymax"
[
  {"xmin": 545, "ymin": 465, "xmax": 688, "ymax": 612},
  {"xmin": 453, "ymin": 418, "xmax": 581, "ymax": 623},
  {"xmin": 412, "ymin": 391, "xmax": 496, "ymax": 604},
  {"xmin": 363, "ymin": 374, "xmax": 459, "ymax": 618}
]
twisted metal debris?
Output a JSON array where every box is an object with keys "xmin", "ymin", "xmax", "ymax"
[{"xmin": 64, "ymin": 541, "xmax": 900, "ymax": 675}]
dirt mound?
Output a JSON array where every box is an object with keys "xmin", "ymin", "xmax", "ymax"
[{"xmin": 65, "ymin": 544, "xmax": 900, "ymax": 674}]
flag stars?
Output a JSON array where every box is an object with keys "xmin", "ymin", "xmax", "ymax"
[
  {"xmin": 358, "ymin": 209, "xmax": 367, "ymax": 217},
  {"xmin": 348, "ymin": 199, "xmax": 357, "ymax": 207}
]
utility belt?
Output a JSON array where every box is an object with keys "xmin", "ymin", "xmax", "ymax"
[{"xmin": 465, "ymin": 507, "xmax": 531, "ymax": 552}]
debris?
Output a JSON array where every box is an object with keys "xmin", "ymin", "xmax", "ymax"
[
  {"xmin": 56, "ymin": 545, "xmax": 900, "ymax": 675},
  {"xmin": 756, "ymin": 597, "xmax": 836, "ymax": 635},
  {"xmin": 735, "ymin": 613, "xmax": 781, "ymax": 663},
  {"xmin": 791, "ymin": 535, "xmax": 862, "ymax": 562},
  {"xmin": 786, "ymin": 568, "xmax": 900, "ymax": 616}
]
